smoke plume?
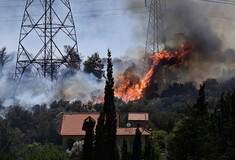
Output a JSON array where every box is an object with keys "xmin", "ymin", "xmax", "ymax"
[
  {"xmin": 0, "ymin": 56, "xmax": 105, "ymax": 109},
  {"xmin": 125, "ymin": 0, "xmax": 235, "ymax": 84}
]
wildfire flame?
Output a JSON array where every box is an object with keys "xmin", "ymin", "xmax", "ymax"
[{"xmin": 114, "ymin": 44, "xmax": 192, "ymax": 103}]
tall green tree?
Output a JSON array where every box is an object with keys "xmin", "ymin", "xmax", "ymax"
[
  {"xmin": 192, "ymin": 83, "xmax": 208, "ymax": 117},
  {"xmin": 103, "ymin": 49, "xmax": 117, "ymax": 160},
  {"xmin": 168, "ymin": 83, "xmax": 212, "ymax": 160},
  {"xmin": 132, "ymin": 128, "xmax": 142, "ymax": 160},
  {"xmin": 84, "ymin": 52, "xmax": 104, "ymax": 79},
  {"xmin": 121, "ymin": 139, "xmax": 128, "ymax": 160},
  {"xmin": 213, "ymin": 92, "xmax": 235, "ymax": 159},
  {"xmin": 144, "ymin": 137, "xmax": 155, "ymax": 160},
  {"xmin": 83, "ymin": 117, "xmax": 95, "ymax": 160},
  {"xmin": 94, "ymin": 49, "xmax": 117, "ymax": 160},
  {"xmin": 94, "ymin": 112, "xmax": 105, "ymax": 160}
]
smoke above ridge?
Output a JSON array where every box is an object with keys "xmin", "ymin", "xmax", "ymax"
[
  {"xmin": 0, "ymin": 67, "xmax": 105, "ymax": 109},
  {"xmin": 0, "ymin": 53, "xmax": 136, "ymax": 108},
  {"xmin": 1, "ymin": 0, "xmax": 235, "ymax": 108},
  {"xmin": 125, "ymin": 0, "xmax": 235, "ymax": 83}
]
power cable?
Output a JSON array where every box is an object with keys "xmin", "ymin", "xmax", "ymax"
[
  {"xmin": 0, "ymin": 0, "xmax": 107, "ymax": 8},
  {"xmin": 0, "ymin": 11, "xmax": 148, "ymax": 22},
  {"xmin": 0, "ymin": 6, "xmax": 146, "ymax": 19},
  {"xmin": 201, "ymin": 0, "xmax": 235, "ymax": 5}
]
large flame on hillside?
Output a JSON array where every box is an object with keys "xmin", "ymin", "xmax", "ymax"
[{"xmin": 114, "ymin": 44, "xmax": 192, "ymax": 103}]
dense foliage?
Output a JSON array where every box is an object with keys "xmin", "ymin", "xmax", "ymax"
[
  {"xmin": 83, "ymin": 52, "xmax": 104, "ymax": 79},
  {"xmin": 64, "ymin": 45, "xmax": 82, "ymax": 70},
  {"xmin": 0, "ymin": 67, "xmax": 235, "ymax": 159},
  {"xmin": 168, "ymin": 84, "xmax": 235, "ymax": 160}
]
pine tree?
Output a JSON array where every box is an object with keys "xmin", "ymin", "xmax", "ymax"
[
  {"xmin": 84, "ymin": 52, "xmax": 104, "ymax": 79},
  {"xmin": 132, "ymin": 128, "xmax": 142, "ymax": 160},
  {"xmin": 64, "ymin": 45, "xmax": 81, "ymax": 70},
  {"xmin": 121, "ymin": 139, "xmax": 128, "ymax": 160}
]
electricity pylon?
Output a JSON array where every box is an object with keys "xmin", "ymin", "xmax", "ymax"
[
  {"xmin": 15, "ymin": 0, "xmax": 79, "ymax": 83},
  {"xmin": 145, "ymin": 0, "xmax": 166, "ymax": 55}
]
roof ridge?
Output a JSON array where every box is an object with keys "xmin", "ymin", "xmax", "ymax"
[{"xmin": 63, "ymin": 112, "xmax": 100, "ymax": 115}]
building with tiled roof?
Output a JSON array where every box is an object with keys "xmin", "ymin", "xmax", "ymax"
[
  {"xmin": 58, "ymin": 112, "xmax": 151, "ymax": 150},
  {"xmin": 128, "ymin": 113, "xmax": 149, "ymax": 128}
]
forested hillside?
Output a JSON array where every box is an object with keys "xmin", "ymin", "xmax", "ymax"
[{"xmin": 0, "ymin": 77, "xmax": 235, "ymax": 159}]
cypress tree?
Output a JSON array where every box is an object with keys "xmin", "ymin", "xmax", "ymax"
[
  {"xmin": 103, "ymin": 49, "xmax": 117, "ymax": 160},
  {"xmin": 215, "ymin": 94, "xmax": 228, "ymax": 157},
  {"xmin": 192, "ymin": 83, "xmax": 213, "ymax": 159},
  {"xmin": 121, "ymin": 139, "xmax": 128, "ymax": 160},
  {"xmin": 144, "ymin": 137, "xmax": 155, "ymax": 160},
  {"xmin": 83, "ymin": 117, "xmax": 95, "ymax": 160},
  {"xmin": 132, "ymin": 128, "xmax": 142, "ymax": 160},
  {"xmin": 94, "ymin": 49, "xmax": 117, "ymax": 160},
  {"xmin": 192, "ymin": 83, "xmax": 208, "ymax": 117},
  {"xmin": 94, "ymin": 112, "xmax": 105, "ymax": 160}
]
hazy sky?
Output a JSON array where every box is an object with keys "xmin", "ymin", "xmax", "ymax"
[
  {"xmin": 0, "ymin": 0, "xmax": 235, "ymax": 59},
  {"xmin": 0, "ymin": 0, "xmax": 148, "ymax": 59}
]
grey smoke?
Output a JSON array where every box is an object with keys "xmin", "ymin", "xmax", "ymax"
[
  {"xmin": 1, "ymin": 0, "xmax": 235, "ymax": 108},
  {"xmin": 125, "ymin": 0, "xmax": 235, "ymax": 84},
  {"xmin": 0, "ymin": 52, "xmax": 137, "ymax": 108},
  {"xmin": 0, "ymin": 53, "xmax": 105, "ymax": 108}
]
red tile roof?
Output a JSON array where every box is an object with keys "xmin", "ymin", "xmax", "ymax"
[
  {"xmin": 60, "ymin": 113, "xmax": 100, "ymax": 136},
  {"xmin": 128, "ymin": 113, "xmax": 149, "ymax": 121},
  {"xmin": 117, "ymin": 128, "xmax": 151, "ymax": 136},
  {"xmin": 59, "ymin": 113, "xmax": 150, "ymax": 136}
]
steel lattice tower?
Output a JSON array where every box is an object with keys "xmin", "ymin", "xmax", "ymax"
[
  {"xmin": 145, "ymin": 0, "xmax": 166, "ymax": 55},
  {"xmin": 15, "ymin": 0, "xmax": 79, "ymax": 82}
]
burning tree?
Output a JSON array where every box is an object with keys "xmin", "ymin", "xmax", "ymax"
[{"xmin": 114, "ymin": 43, "xmax": 192, "ymax": 103}]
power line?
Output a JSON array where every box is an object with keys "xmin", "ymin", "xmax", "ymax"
[
  {"xmin": 0, "ymin": 11, "xmax": 148, "ymax": 22},
  {"xmin": 201, "ymin": 0, "xmax": 235, "ymax": 5},
  {"xmin": 0, "ymin": 0, "xmax": 105, "ymax": 4},
  {"xmin": 0, "ymin": 0, "xmax": 107, "ymax": 8},
  {"xmin": 188, "ymin": 11, "xmax": 235, "ymax": 21},
  {"xmin": 0, "ymin": 6, "xmax": 146, "ymax": 19},
  {"xmin": 1, "ymin": 8, "xmax": 235, "ymax": 23},
  {"xmin": 0, "ymin": 1, "xmax": 234, "ymax": 23}
]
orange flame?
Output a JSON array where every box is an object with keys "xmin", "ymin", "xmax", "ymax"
[{"xmin": 114, "ymin": 44, "xmax": 192, "ymax": 103}]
